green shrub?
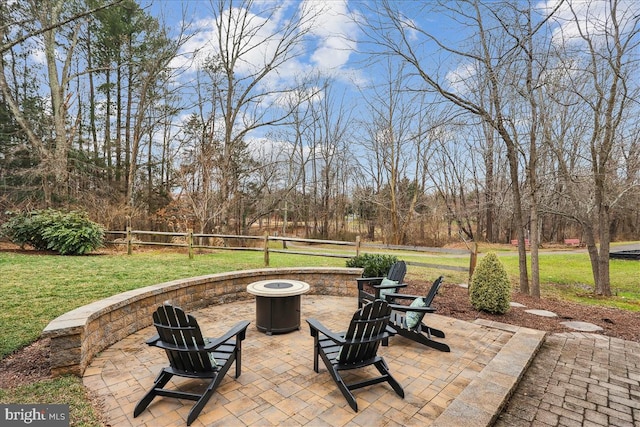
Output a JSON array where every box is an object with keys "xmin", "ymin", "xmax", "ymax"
[
  {"xmin": 469, "ymin": 252, "xmax": 511, "ymax": 314},
  {"xmin": 1, "ymin": 209, "xmax": 104, "ymax": 255},
  {"xmin": 1, "ymin": 211, "xmax": 49, "ymax": 250},
  {"xmin": 346, "ymin": 253, "xmax": 398, "ymax": 277}
]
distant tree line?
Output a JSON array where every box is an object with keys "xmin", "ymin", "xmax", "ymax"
[{"xmin": 1, "ymin": 0, "xmax": 638, "ymax": 297}]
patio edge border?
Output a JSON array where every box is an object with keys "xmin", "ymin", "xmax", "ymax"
[{"xmin": 432, "ymin": 319, "xmax": 547, "ymax": 427}]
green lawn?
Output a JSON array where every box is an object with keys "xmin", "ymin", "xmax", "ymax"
[
  {"xmin": 496, "ymin": 253, "xmax": 640, "ymax": 310},
  {"xmin": 0, "ymin": 249, "xmax": 345, "ymax": 358},
  {"xmin": 1, "ymin": 246, "xmax": 638, "ymax": 426},
  {"xmin": 0, "ymin": 376, "xmax": 102, "ymax": 427},
  {"xmin": 392, "ymin": 249, "xmax": 640, "ymax": 311}
]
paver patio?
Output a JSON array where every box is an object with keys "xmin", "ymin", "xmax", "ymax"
[{"xmin": 83, "ymin": 296, "xmax": 544, "ymax": 426}]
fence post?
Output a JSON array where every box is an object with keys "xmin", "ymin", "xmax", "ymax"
[
  {"xmin": 263, "ymin": 232, "xmax": 270, "ymax": 266},
  {"xmin": 126, "ymin": 226, "xmax": 132, "ymax": 255},
  {"xmin": 355, "ymin": 235, "xmax": 361, "ymax": 256},
  {"xmin": 468, "ymin": 242, "xmax": 478, "ymax": 284},
  {"xmin": 187, "ymin": 229, "xmax": 194, "ymax": 260}
]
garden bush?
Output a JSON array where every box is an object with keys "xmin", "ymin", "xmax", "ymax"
[
  {"xmin": 469, "ymin": 252, "xmax": 511, "ymax": 314},
  {"xmin": 1, "ymin": 211, "xmax": 49, "ymax": 250},
  {"xmin": 1, "ymin": 209, "xmax": 104, "ymax": 255},
  {"xmin": 346, "ymin": 253, "xmax": 398, "ymax": 277}
]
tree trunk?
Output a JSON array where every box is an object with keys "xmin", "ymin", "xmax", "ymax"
[
  {"xmin": 500, "ymin": 125, "xmax": 530, "ymax": 294},
  {"xmin": 86, "ymin": 26, "xmax": 99, "ymax": 163},
  {"xmin": 595, "ymin": 189, "xmax": 612, "ymax": 296},
  {"xmin": 42, "ymin": 5, "xmax": 69, "ymax": 189},
  {"xmin": 125, "ymin": 36, "xmax": 133, "ymax": 195},
  {"xmin": 484, "ymin": 127, "xmax": 495, "ymax": 242},
  {"xmin": 116, "ymin": 56, "xmax": 123, "ymax": 184},
  {"xmin": 105, "ymin": 69, "xmax": 113, "ymax": 181},
  {"xmin": 529, "ymin": 206, "xmax": 541, "ymax": 298}
]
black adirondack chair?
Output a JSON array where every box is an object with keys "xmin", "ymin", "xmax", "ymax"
[
  {"xmin": 357, "ymin": 260, "xmax": 407, "ymax": 308},
  {"xmin": 307, "ymin": 299, "xmax": 404, "ymax": 412},
  {"xmin": 384, "ymin": 276, "xmax": 450, "ymax": 352},
  {"xmin": 133, "ymin": 304, "xmax": 250, "ymax": 426}
]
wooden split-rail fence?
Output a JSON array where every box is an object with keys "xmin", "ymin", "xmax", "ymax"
[{"xmin": 106, "ymin": 228, "xmax": 477, "ymax": 278}]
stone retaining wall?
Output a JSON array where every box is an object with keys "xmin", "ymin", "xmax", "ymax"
[{"xmin": 42, "ymin": 267, "xmax": 362, "ymax": 377}]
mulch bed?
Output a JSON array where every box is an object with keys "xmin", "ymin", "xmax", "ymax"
[{"xmin": 425, "ymin": 281, "xmax": 640, "ymax": 342}]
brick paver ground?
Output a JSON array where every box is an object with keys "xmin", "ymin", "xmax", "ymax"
[
  {"xmin": 84, "ymin": 296, "xmax": 530, "ymax": 426},
  {"xmin": 84, "ymin": 296, "xmax": 640, "ymax": 427},
  {"xmin": 496, "ymin": 332, "xmax": 640, "ymax": 427}
]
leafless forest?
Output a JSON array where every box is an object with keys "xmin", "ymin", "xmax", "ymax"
[{"xmin": 1, "ymin": 1, "xmax": 638, "ymax": 296}]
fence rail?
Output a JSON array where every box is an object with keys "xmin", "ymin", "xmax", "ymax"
[{"xmin": 105, "ymin": 228, "xmax": 476, "ymax": 277}]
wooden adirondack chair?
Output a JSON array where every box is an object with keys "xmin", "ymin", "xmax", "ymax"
[
  {"xmin": 307, "ymin": 299, "xmax": 404, "ymax": 412},
  {"xmin": 384, "ymin": 276, "xmax": 450, "ymax": 352},
  {"xmin": 356, "ymin": 260, "xmax": 408, "ymax": 308},
  {"xmin": 133, "ymin": 304, "xmax": 250, "ymax": 426}
]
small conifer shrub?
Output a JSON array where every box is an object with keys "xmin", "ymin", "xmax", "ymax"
[{"xmin": 469, "ymin": 252, "xmax": 511, "ymax": 314}]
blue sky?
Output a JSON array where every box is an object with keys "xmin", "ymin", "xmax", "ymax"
[
  {"xmin": 139, "ymin": 0, "xmax": 373, "ymax": 158},
  {"xmin": 148, "ymin": 0, "xmax": 364, "ymax": 84},
  {"xmin": 135, "ymin": 0, "xmax": 638, "ymax": 161}
]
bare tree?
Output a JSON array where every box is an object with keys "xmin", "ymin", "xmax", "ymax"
[
  {"xmin": 356, "ymin": 60, "xmax": 434, "ymax": 244},
  {"xmin": 267, "ymin": 77, "xmax": 320, "ymax": 237},
  {"xmin": 542, "ymin": 0, "xmax": 640, "ymax": 296},
  {"xmin": 306, "ymin": 81, "xmax": 354, "ymax": 239},
  {"xmin": 124, "ymin": 20, "xmax": 188, "ymax": 209},
  {"xmin": 427, "ymin": 121, "xmax": 482, "ymax": 242},
  {"xmin": 361, "ymin": 0, "xmax": 565, "ymax": 296},
  {"xmin": 203, "ymin": 0, "xmax": 320, "ymax": 233}
]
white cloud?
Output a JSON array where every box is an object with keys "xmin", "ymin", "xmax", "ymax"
[
  {"xmin": 29, "ymin": 48, "xmax": 46, "ymax": 65},
  {"xmin": 539, "ymin": 0, "xmax": 640, "ymax": 46},
  {"xmin": 247, "ymin": 137, "xmax": 293, "ymax": 161},
  {"xmin": 171, "ymin": 0, "xmax": 362, "ymax": 86},
  {"xmin": 300, "ymin": 0, "xmax": 359, "ymax": 71},
  {"xmin": 445, "ymin": 61, "xmax": 478, "ymax": 95}
]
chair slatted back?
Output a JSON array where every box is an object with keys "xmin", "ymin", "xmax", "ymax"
[
  {"xmin": 152, "ymin": 304, "xmax": 214, "ymax": 373},
  {"xmin": 387, "ymin": 261, "xmax": 407, "ymax": 283},
  {"xmin": 424, "ymin": 276, "xmax": 444, "ymax": 306},
  {"xmin": 407, "ymin": 276, "xmax": 444, "ymax": 329},
  {"xmin": 338, "ymin": 300, "xmax": 391, "ymax": 364}
]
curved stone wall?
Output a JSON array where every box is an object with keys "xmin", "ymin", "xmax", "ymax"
[{"xmin": 42, "ymin": 267, "xmax": 362, "ymax": 376}]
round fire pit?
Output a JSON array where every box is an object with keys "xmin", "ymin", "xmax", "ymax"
[{"xmin": 247, "ymin": 279, "xmax": 310, "ymax": 335}]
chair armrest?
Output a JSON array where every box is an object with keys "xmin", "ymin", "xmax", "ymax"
[
  {"xmin": 388, "ymin": 303, "xmax": 436, "ymax": 313},
  {"xmin": 203, "ymin": 320, "xmax": 251, "ymax": 350},
  {"xmin": 383, "ymin": 292, "xmax": 422, "ymax": 301},
  {"xmin": 307, "ymin": 318, "xmax": 345, "ymax": 345},
  {"xmin": 356, "ymin": 277, "xmax": 384, "ymax": 288},
  {"xmin": 373, "ymin": 282, "xmax": 408, "ymax": 290}
]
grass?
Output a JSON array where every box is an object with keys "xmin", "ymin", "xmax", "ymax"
[
  {"xmin": 1, "ymin": 245, "xmax": 638, "ymax": 426},
  {"xmin": 494, "ymin": 252, "xmax": 640, "ymax": 311},
  {"xmin": 0, "ymin": 249, "xmax": 344, "ymax": 358},
  {"xmin": 0, "ymin": 376, "xmax": 102, "ymax": 427}
]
